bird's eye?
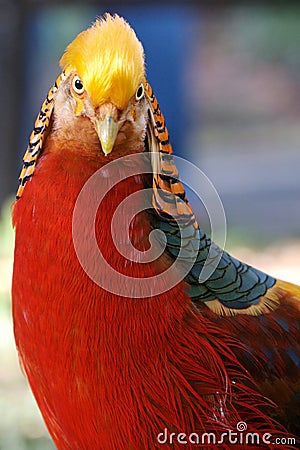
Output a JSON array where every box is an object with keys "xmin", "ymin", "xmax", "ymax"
[
  {"xmin": 72, "ymin": 76, "xmax": 85, "ymax": 96},
  {"xmin": 135, "ymin": 83, "xmax": 144, "ymax": 101}
]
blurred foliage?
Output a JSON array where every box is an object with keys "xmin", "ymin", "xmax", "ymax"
[
  {"xmin": 0, "ymin": 198, "xmax": 14, "ymax": 259},
  {"xmin": 0, "ymin": 198, "xmax": 14, "ymax": 315},
  {"xmin": 232, "ymin": 6, "xmax": 300, "ymax": 72}
]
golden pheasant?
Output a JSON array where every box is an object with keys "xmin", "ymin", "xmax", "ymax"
[{"xmin": 12, "ymin": 14, "xmax": 299, "ymax": 450}]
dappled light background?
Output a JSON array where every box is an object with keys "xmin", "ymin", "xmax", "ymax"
[{"xmin": 1, "ymin": 2, "xmax": 300, "ymax": 449}]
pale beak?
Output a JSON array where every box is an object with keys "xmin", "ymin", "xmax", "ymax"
[{"xmin": 94, "ymin": 104, "xmax": 120, "ymax": 155}]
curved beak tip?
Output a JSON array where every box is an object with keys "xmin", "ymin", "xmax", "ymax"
[{"xmin": 94, "ymin": 115, "xmax": 120, "ymax": 155}]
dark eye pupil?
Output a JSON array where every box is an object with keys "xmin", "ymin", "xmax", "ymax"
[
  {"xmin": 75, "ymin": 79, "xmax": 83, "ymax": 91},
  {"xmin": 136, "ymin": 85, "xmax": 143, "ymax": 99}
]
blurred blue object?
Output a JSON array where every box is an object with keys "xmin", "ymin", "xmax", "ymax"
[
  {"xmin": 108, "ymin": 4, "xmax": 198, "ymax": 156},
  {"xmin": 19, "ymin": 6, "xmax": 95, "ymax": 162}
]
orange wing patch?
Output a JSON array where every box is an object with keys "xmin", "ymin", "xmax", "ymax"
[{"xmin": 145, "ymin": 80, "xmax": 197, "ymax": 228}]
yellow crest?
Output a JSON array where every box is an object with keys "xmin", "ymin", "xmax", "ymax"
[{"xmin": 60, "ymin": 14, "xmax": 145, "ymax": 109}]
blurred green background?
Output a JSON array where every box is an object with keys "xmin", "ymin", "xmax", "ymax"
[{"xmin": 1, "ymin": 1, "xmax": 300, "ymax": 449}]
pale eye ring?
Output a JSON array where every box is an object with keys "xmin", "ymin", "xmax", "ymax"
[
  {"xmin": 135, "ymin": 83, "xmax": 144, "ymax": 101},
  {"xmin": 72, "ymin": 76, "xmax": 85, "ymax": 96}
]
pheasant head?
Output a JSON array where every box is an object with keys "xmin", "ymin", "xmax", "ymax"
[
  {"xmin": 17, "ymin": 13, "xmax": 177, "ymax": 206},
  {"xmin": 52, "ymin": 14, "xmax": 146, "ymax": 156}
]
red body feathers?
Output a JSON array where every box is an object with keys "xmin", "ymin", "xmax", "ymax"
[{"xmin": 12, "ymin": 145, "xmax": 295, "ymax": 449}]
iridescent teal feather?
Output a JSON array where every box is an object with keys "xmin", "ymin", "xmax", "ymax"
[{"xmin": 156, "ymin": 214, "xmax": 275, "ymax": 309}]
